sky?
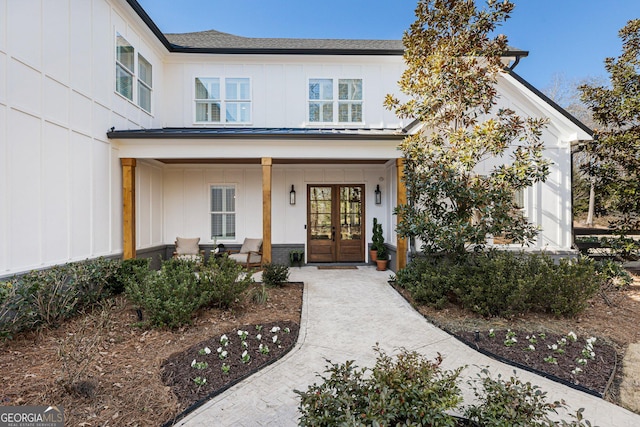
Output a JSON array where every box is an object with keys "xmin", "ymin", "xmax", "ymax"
[{"xmin": 137, "ymin": 0, "xmax": 640, "ymax": 93}]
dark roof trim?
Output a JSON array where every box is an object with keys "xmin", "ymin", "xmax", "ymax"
[
  {"xmin": 125, "ymin": 0, "xmax": 174, "ymax": 51},
  {"xmin": 507, "ymin": 70, "xmax": 594, "ymax": 138},
  {"xmin": 169, "ymin": 47, "xmax": 405, "ymax": 56},
  {"xmin": 107, "ymin": 128, "xmax": 406, "ymax": 140}
]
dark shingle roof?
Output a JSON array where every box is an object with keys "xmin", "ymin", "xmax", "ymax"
[
  {"xmin": 167, "ymin": 30, "xmax": 403, "ymax": 51},
  {"xmin": 164, "ymin": 30, "xmax": 404, "ymax": 55}
]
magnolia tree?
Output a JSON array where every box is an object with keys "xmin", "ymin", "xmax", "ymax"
[
  {"xmin": 385, "ymin": 0, "xmax": 550, "ymax": 255},
  {"xmin": 579, "ymin": 19, "xmax": 640, "ymax": 233}
]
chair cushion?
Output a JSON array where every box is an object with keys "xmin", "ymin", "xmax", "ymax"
[
  {"xmin": 240, "ymin": 238, "xmax": 262, "ymax": 254},
  {"xmin": 175, "ymin": 237, "xmax": 200, "ymax": 255},
  {"xmin": 228, "ymin": 252, "xmax": 262, "ymax": 264},
  {"xmin": 228, "ymin": 253, "xmax": 248, "ymax": 263}
]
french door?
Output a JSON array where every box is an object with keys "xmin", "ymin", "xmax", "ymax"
[{"xmin": 307, "ymin": 185, "xmax": 365, "ymax": 263}]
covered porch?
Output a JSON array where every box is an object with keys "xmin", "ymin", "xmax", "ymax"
[{"xmin": 110, "ymin": 128, "xmax": 409, "ymax": 271}]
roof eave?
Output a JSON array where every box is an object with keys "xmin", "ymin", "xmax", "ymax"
[
  {"xmin": 169, "ymin": 47, "xmax": 405, "ymax": 56},
  {"xmin": 507, "ymin": 70, "xmax": 594, "ymax": 138},
  {"xmin": 107, "ymin": 129, "xmax": 406, "ymax": 140}
]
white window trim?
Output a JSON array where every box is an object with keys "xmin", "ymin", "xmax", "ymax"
[
  {"xmin": 210, "ymin": 184, "xmax": 237, "ymax": 242},
  {"xmin": 307, "ymin": 77, "xmax": 364, "ymax": 126},
  {"xmin": 194, "ymin": 77, "xmax": 253, "ymax": 125},
  {"xmin": 114, "ymin": 32, "xmax": 153, "ymax": 115}
]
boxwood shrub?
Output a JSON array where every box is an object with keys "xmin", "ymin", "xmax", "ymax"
[
  {"xmin": 396, "ymin": 251, "xmax": 604, "ymax": 317},
  {"xmin": 125, "ymin": 255, "xmax": 253, "ymax": 328}
]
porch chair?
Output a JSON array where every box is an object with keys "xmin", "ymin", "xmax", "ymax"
[
  {"xmin": 172, "ymin": 237, "xmax": 205, "ymax": 263},
  {"xmin": 227, "ymin": 238, "xmax": 263, "ymax": 269}
]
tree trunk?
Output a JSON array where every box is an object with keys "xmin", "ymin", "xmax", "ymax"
[{"xmin": 585, "ymin": 177, "xmax": 595, "ymax": 226}]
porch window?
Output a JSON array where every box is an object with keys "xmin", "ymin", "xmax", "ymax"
[
  {"xmin": 211, "ymin": 185, "xmax": 236, "ymax": 239},
  {"xmin": 308, "ymin": 78, "xmax": 362, "ymax": 123},
  {"xmin": 195, "ymin": 77, "xmax": 251, "ymax": 123}
]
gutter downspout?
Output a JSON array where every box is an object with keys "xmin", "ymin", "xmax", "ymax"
[{"xmin": 508, "ymin": 54, "xmax": 523, "ymax": 71}]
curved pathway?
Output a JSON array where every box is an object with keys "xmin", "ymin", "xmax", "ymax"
[{"xmin": 177, "ymin": 266, "xmax": 640, "ymax": 426}]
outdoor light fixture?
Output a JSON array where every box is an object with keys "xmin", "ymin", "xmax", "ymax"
[
  {"xmin": 375, "ymin": 185, "xmax": 382, "ymax": 205},
  {"xmin": 290, "ymin": 185, "xmax": 296, "ymax": 205}
]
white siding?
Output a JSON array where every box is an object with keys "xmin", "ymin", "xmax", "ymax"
[
  {"xmin": 162, "ymin": 56, "xmax": 406, "ymax": 129},
  {"xmin": 161, "ymin": 164, "xmax": 391, "ymax": 249},
  {"xmin": 0, "ymin": 0, "xmax": 166, "ymax": 276}
]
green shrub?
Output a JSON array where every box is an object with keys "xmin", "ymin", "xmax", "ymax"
[
  {"xmin": 199, "ymin": 255, "xmax": 253, "ymax": 309},
  {"xmin": 465, "ymin": 369, "xmax": 592, "ymax": 426},
  {"xmin": 531, "ymin": 257, "xmax": 602, "ymax": 317},
  {"xmin": 397, "ymin": 251, "xmax": 604, "ymax": 318},
  {"xmin": 261, "ymin": 263, "xmax": 290, "ymax": 287},
  {"xmin": 125, "ymin": 258, "xmax": 204, "ymax": 328},
  {"xmin": 71, "ymin": 258, "xmax": 121, "ymax": 304},
  {"xmin": 0, "ymin": 257, "xmax": 142, "ymax": 339},
  {"xmin": 296, "ymin": 349, "xmax": 592, "ymax": 427},
  {"xmin": 295, "ymin": 348, "xmax": 463, "ymax": 426},
  {"xmin": 109, "ymin": 258, "xmax": 151, "ymax": 295},
  {"xmin": 395, "ymin": 256, "xmax": 454, "ymax": 309}
]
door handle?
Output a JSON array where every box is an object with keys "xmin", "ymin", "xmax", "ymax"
[{"xmin": 332, "ymin": 227, "xmax": 336, "ymax": 242}]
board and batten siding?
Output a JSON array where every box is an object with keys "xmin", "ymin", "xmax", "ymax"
[
  {"xmin": 161, "ymin": 55, "xmax": 406, "ymax": 129},
  {"xmin": 0, "ymin": 0, "xmax": 167, "ymax": 276},
  {"xmin": 160, "ymin": 164, "xmax": 393, "ymax": 247}
]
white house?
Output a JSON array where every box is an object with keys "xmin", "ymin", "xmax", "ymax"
[{"xmin": 0, "ymin": 0, "xmax": 592, "ymax": 278}]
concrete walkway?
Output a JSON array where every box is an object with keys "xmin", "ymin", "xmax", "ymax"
[{"xmin": 177, "ymin": 266, "xmax": 640, "ymax": 426}]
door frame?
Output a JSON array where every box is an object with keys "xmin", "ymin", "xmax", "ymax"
[{"xmin": 306, "ymin": 184, "xmax": 366, "ymax": 263}]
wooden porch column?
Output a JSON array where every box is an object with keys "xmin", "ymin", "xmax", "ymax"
[
  {"xmin": 396, "ymin": 158, "xmax": 408, "ymax": 270},
  {"xmin": 261, "ymin": 158, "xmax": 272, "ymax": 265},
  {"xmin": 121, "ymin": 158, "xmax": 136, "ymax": 260}
]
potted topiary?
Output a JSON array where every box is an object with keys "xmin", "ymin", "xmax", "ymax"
[
  {"xmin": 371, "ymin": 218, "xmax": 384, "ymax": 262},
  {"xmin": 376, "ymin": 245, "xmax": 389, "ymax": 271},
  {"xmin": 289, "ymin": 249, "xmax": 305, "ymax": 267}
]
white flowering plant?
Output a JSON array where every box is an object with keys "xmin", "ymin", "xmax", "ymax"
[{"xmin": 481, "ymin": 329, "xmax": 602, "ymax": 382}]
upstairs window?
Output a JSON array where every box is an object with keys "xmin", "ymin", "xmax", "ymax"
[
  {"xmin": 338, "ymin": 79, "xmax": 363, "ymax": 122},
  {"xmin": 115, "ymin": 33, "xmax": 153, "ymax": 112},
  {"xmin": 211, "ymin": 185, "xmax": 236, "ymax": 240},
  {"xmin": 116, "ymin": 34, "xmax": 134, "ymax": 101},
  {"xmin": 195, "ymin": 77, "xmax": 251, "ymax": 124},
  {"xmin": 137, "ymin": 55, "xmax": 153, "ymax": 113},
  {"xmin": 195, "ymin": 78, "xmax": 221, "ymax": 122},
  {"xmin": 308, "ymin": 78, "xmax": 362, "ymax": 123},
  {"xmin": 308, "ymin": 79, "xmax": 334, "ymax": 122}
]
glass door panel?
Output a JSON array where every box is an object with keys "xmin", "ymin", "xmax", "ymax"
[{"xmin": 307, "ymin": 184, "xmax": 364, "ymax": 263}]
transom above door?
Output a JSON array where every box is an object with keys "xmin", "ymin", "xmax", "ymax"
[{"xmin": 307, "ymin": 185, "xmax": 364, "ymax": 263}]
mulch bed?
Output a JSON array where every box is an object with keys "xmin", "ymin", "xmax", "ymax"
[
  {"xmin": 456, "ymin": 330, "xmax": 617, "ymax": 397},
  {"xmin": 161, "ymin": 320, "xmax": 299, "ymax": 423}
]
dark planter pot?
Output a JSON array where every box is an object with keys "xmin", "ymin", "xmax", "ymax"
[{"xmin": 290, "ymin": 252, "xmax": 304, "ymax": 267}]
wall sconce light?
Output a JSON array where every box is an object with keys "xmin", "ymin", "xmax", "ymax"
[
  {"xmin": 290, "ymin": 185, "xmax": 296, "ymax": 205},
  {"xmin": 375, "ymin": 184, "xmax": 382, "ymax": 205}
]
